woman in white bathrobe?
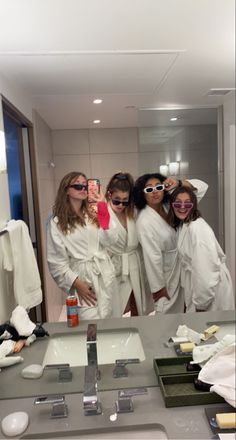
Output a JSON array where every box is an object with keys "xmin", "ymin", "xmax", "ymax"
[
  {"xmin": 95, "ymin": 172, "xmax": 153, "ymax": 316},
  {"xmin": 168, "ymin": 186, "xmax": 234, "ymax": 312},
  {"xmin": 133, "ymin": 174, "xmax": 208, "ymax": 313},
  {"xmin": 47, "ymin": 171, "xmax": 120, "ymax": 320}
]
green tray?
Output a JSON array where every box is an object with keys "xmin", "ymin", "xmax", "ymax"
[
  {"xmin": 159, "ymin": 373, "xmax": 225, "ymax": 408},
  {"xmin": 153, "ymin": 356, "xmax": 193, "ymax": 380}
]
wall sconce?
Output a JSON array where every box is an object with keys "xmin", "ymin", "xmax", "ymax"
[
  {"xmin": 159, "ymin": 164, "xmax": 169, "ymax": 175},
  {"xmin": 0, "ymin": 130, "xmax": 7, "ymax": 174},
  {"xmin": 168, "ymin": 161, "xmax": 180, "ymax": 176}
]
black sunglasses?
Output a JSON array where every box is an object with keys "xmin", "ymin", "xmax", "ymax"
[
  {"xmin": 111, "ymin": 199, "xmax": 130, "ymax": 207},
  {"xmin": 69, "ymin": 184, "xmax": 88, "ymax": 191}
]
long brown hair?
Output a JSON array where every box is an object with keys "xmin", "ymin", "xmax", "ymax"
[
  {"xmin": 53, "ymin": 171, "xmax": 98, "ymax": 234},
  {"xmin": 105, "ymin": 172, "xmax": 135, "ymax": 219},
  {"xmin": 167, "ymin": 186, "xmax": 201, "ymax": 229}
]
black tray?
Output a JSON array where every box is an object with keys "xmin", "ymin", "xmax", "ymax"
[
  {"xmin": 159, "ymin": 373, "xmax": 225, "ymax": 408},
  {"xmin": 153, "ymin": 356, "xmax": 193, "ymax": 381}
]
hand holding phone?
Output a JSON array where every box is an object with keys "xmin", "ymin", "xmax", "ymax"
[{"xmin": 87, "ymin": 178, "xmax": 100, "ymax": 203}]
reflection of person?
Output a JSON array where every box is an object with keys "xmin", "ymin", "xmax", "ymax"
[
  {"xmin": 46, "ymin": 171, "xmax": 120, "ymax": 320},
  {"xmin": 133, "ymin": 174, "xmax": 208, "ymax": 313},
  {"xmin": 96, "ymin": 172, "xmax": 153, "ymax": 316},
  {"xmin": 168, "ymin": 186, "xmax": 234, "ymax": 312}
]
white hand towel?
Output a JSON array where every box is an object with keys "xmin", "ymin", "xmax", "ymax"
[
  {"xmin": 198, "ymin": 343, "xmax": 236, "ymax": 407},
  {"xmin": 5, "ymin": 220, "xmax": 42, "ymax": 309},
  {"xmin": 10, "ymin": 306, "xmax": 36, "ymax": 337},
  {"xmin": 192, "ymin": 334, "xmax": 235, "ymax": 365},
  {"xmin": 0, "ymin": 340, "xmax": 15, "ymax": 359}
]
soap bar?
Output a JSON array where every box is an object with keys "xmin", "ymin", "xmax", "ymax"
[
  {"xmin": 216, "ymin": 413, "xmax": 236, "ymax": 429},
  {"xmin": 180, "ymin": 342, "xmax": 195, "ymax": 352},
  {"xmin": 202, "ymin": 325, "xmax": 220, "ymax": 341},
  {"xmin": 21, "ymin": 364, "xmax": 43, "ymax": 379}
]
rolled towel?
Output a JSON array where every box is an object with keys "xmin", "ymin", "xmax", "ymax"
[
  {"xmin": 0, "ymin": 356, "xmax": 23, "ymax": 369},
  {"xmin": 10, "ymin": 306, "xmax": 36, "ymax": 337},
  {"xmin": 0, "ymin": 340, "xmax": 15, "ymax": 359}
]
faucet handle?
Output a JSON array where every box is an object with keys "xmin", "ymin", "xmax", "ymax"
[
  {"xmin": 44, "ymin": 363, "xmax": 72, "ymax": 382},
  {"xmin": 115, "ymin": 388, "xmax": 148, "ymax": 413},
  {"xmin": 113, "ymin": 358, "xmax": 140, "ymax": 378},
  {"xmin": 34, "ymin": 395, "xmax": 68, "ymax": 418}
]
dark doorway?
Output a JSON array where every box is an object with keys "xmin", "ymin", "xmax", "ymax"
[{"xmin": 2, "ymin": 96, "xmax": 46, "ymax": 322}]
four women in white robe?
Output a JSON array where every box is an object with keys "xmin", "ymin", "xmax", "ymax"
[{"xmin": 47, "ymin": 171, "xmax": 234, "ymax": 320}]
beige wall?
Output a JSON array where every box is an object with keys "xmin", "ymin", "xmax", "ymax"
[
  {"xmin": 139, "ymin": 124, "xmax": 219, "ymax": 238},
  {"xmin": 33, "ymin": 111, "xmax": 64, "ymax": 322},
  {"xmin": 52, "ymin": 128, "xmax": 139, "ymax": 191}
]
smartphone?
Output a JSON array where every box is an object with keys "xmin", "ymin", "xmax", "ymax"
[{"xmin": 87, "ymin": 178, "xmax": 100, "ymax": 203}]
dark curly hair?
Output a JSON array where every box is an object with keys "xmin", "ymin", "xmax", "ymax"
[
  {"xmin": 167, "ymin": 186, "xmax": 201, "ymax": 229},
  {"xmin": 133, "ymin": 173, "xmax": 169, "ymax": 210}
]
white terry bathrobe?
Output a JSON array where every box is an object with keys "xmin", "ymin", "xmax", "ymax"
[
  {"xmin": 99, "ymin": 206, "xmax": 154, "ymax": 316},
  {"xmin": 177, "ymin": 217, "xmax": 235, "ymax": 312},
  {"xmin": 47, "ymin": 216, "xmax": 120, "ymax": 320},
  {"xmin": 136, "ymin": 179, "xmax": 208, "ymax": 313}
]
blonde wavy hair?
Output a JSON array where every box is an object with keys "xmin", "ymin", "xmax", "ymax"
[{"xmin": 53, "ymin": 171, "xmax": 99, "ymax": 234}]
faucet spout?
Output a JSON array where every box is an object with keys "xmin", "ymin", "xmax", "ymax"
[
  {"xmin": 86, "ymin": 324, "xmax": 98, "ymax": 366},
  {"xmin": 83, "ymin": 365, "xmax": 102, "ymax": 415}
]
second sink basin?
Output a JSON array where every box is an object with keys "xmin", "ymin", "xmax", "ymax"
[{"xmin": 42, "ymin": 328, "xmax": 145, "ymax": 367}]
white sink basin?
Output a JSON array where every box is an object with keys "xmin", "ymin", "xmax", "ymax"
[
  {"xmin": 42, "ymin": 328, "xmax": 145, "ymax": 367},
  {"xmin": 22, "ymin": 424, "xmax": 168, "ymax": 439}
]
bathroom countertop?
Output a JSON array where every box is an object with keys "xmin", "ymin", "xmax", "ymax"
[
  {"xmin": 0, "ymin": 310, "xmax": 235, "ymax": 439},
  {"xmin": 0, "ymin": 310, "xmax": 235, "ymax": 400},
  {"xmin": 0, "ymin": 385, "xmax": 227, "ymax": 439}
]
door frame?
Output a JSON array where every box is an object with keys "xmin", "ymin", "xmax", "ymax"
[{"xmin": 1, "ymin": 95, "xmax": 46, "ymax": 322}]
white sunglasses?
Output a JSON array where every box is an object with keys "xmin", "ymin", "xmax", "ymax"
[{"xmin": 143, "ymin": 184, "xmax": 165, "ymax": 194}]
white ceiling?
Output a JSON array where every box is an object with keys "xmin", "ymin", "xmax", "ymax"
[{"xmin": 0, "ymin": 0, "xmax": 235, "ymax": 129}]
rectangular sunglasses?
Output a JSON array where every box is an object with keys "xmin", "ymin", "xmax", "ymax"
[
  {"xmin": 111, "ymin": 199, "xmax": 130, "ymax": 206},
  {"xmin": 69, "ymin": 184, "xmax": 88, "ymax": 191},
  {"xmin": 143, "ymin": 184, "xmax": 165, "ymax": 193},
  {"xmin": 172, "ymin": 202, "xmax": 193, "ymax": 209}
]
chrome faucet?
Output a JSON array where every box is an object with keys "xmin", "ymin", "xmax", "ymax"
[
  {"xmin": 83, "ymin": 364, "xmax": 102, "ymax": 416},
  {"xmin": 86, "ymin": 324, "xmax": 98, "ymax": 366},
  {"xmin": 34, "ymin": 395, "xmax": 68, "ymax": 418},
  {"xmin": 86, "ymin": 323, "xmax": 101, "ymax": 379}
]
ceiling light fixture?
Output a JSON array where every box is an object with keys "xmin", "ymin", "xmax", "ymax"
[
  {"xmin": 93, "ymin": 99, "xmax": 103, "ymax": 104},
  {"xmin": 93, "ymin": 119, "xmax": 101, "ymax": 124}
]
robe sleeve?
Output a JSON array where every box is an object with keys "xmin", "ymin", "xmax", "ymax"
[
  {"xmin": 46, "ymin": 219, "xmax": 78, "ymax": 293},
  {"xmin": 98, "ymin": 218, "xmax": 120, "ymax": 247},
  {"xmin": 137, "ymin": 226, "xmax": 165, "ymax": 293},
  {"xmin": 191, "ymin": 234, "xmax": 220, "ymax": 310},
  {"xmin": 186, "ymin": 179, "xmax": 208, "ymax": 202}
]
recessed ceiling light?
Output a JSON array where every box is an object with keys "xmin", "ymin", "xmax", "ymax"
[
  {"xmin": 93, "ymin": 119, "xmax": 101, "ymax": 124},
  {"xmin": 93, "ymin": 99, "xmax": 103, "ymax": 104},
  {"xmin": 170, "ymin": 117, "xmax": 178, "ymax": 121}
]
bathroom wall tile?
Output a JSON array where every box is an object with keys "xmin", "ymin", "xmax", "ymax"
[
  {"xmin": 52, "ymin": 130, "xmax": 89, "ymax": 155},
  {"xmin": 89, "ymin": 128, "xmax": 138, "ymax": 154},
  {"xmin": 54, "ymin": 154, "xmax": 91, "ymax": 181},
  {"xmin": 91, "ymin": 153, "xmax": 139, "ymax": 178}
]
